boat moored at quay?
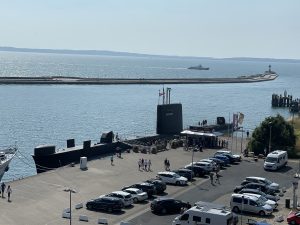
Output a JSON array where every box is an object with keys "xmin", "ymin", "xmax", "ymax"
[{"xmin": 0, "ymin": 146, "xmax": 18, "ymax": 181}]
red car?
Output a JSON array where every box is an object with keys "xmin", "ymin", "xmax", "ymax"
[{"xmin": 287, "ymin": 211, "xmax": 300, "ymax": 225}]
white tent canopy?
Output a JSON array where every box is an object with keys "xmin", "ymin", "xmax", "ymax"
[{"xmin": 181, "ymin": 130, "xmax": 222, "ymax": 137}]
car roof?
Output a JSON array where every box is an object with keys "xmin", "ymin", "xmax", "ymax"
[
  {"xmin": 158, "ymin": 171, "xmax": 176, "ymax": 175},
  {"xmin": 124, "ymin": 188, "xmax": 140, "ymax": 192},
  {"xmin": 155, "ymin": 197, "xmax": 175, "ymax": 201},
  {"xmin": 246, "ymin": 182, "xmax": 265, "ymax": 187},
  {"xmin": 99, "ymin": 196, "xmax": 120, "ymax": 201},
  {"xmin": 232, "ymin": 193, "xmax": 259, "ymax": 200},
  {"xmin": 112, "ymin": 191, "xmax": 131, "ymax": 196},
  {"xmin": 138, "ymin": 182, "xmax": 152, "ymax": 186},
  {"xmin": 241, "ymin": 188, "xmax": 260, "ymax": 193},
  {"xmin": 246, "ymin": 176, "xmax": 266, "ymax": 181}
]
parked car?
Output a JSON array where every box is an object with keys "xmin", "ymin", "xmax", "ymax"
[
  {"xmin": 230, "ymin": 194, "xmax": 273, "ymax": 216},
  {"xmin": 188, "ymin": 162, "xmax": 213, "ymax": 172},
  {"xmin": 157, "ymin": 171, "xmax": 188, "ymax": 186},
  {"xmin": 172, "ymin": 205, "xmax": 238, "ymax": 225},
  {"xmin": 184, "ymin": 165, "xmax": 208, "ymax": 177},
  {"xmin": 145, "ymin": 179, "xmax": 166, "ymax": 194},
  {"xmin": 123, "ymin": 188, "xmax": 148, "ymax": 203},
  {"xmin": 246, "ymin": 218, "xmax": 272, "ymax": 225},
  {"xmin": 198, "ymin": 159, "xmax": 218, "ymax": 170},
  {"xmin": 264, "ymin": 150, "xmax": 288, "ymax": 171},
  {"xmin": 213, "ymin": 155, "xmax": 230, "ymax": 165},
  {"xmin": 287, "ymin": 211, "xmax": 300, "ymax": 225},
  {"xmin": 86, "ymin": 196, "xmax": 124, "ymax": 212},
  {"xmin": 245, "ymin": 177, "xmax": 280, "ymax": 191},
  {"xmin": 208, "ymin": 157, "xmax": 227, "ymax": 167},
  {"xmin": 242, "ymin": 193, "xmax": 277, "ymax": 209},
  {"xmin": 234, "ymin": 182, "xmax": 276, "ymax": 195},
  {"xmin": 172, "ymin": 168, "xmax": 194, "ymax": 181},
  {"xmin": 214, "ymin": 150, "xmax": 241, "ymax": 163},
  {"xmin": 151, "ymin": 197, "xmax": 189, "ymax": 214},
  {"xmin": 101, "ymin": 191, "xmax": 133, "ymax": 207},
  {"xmin": 122, "ymin": 182, "xmax": 156, "ymax": 197},
  {"xmin": 238, "ymin": 188, "xmax": 280, "ymax": 202}
]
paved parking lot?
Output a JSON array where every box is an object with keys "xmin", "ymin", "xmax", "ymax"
[{"xmin": 0, "ymin": 145, "xmax": 297, "ymax": 225}]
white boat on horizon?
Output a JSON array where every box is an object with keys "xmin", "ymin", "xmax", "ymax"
[{"xmin": 0, "ymin": 146, "xmax": 17, "ymax": 182}]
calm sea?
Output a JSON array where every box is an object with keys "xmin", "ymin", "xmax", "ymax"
[{"xmin": 0, "ymin": 51, "xmax": 299, "ymax": 181}]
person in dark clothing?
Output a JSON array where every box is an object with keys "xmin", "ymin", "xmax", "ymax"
[{"xmin": 1, "ymin": 182, "xmax": 6, "ymax": 198}]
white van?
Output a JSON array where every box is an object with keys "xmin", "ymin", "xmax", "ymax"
[
  {"xmin": 172, "ymin": 205, "xmax": 237, "ymax": 225},
  {"xmin": 264, "ymin": 150, "xmax": 288, "ymax": 171},
  {"xmin": 230, "ymin": 194, "xmax": 273, "ymax": 216}
]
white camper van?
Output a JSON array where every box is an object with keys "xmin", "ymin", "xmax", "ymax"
[
  {"xmin": 264, "ymin": 150, "xmax": 288, "ymax": 171},
  {"xmin": 172, "ymin": 205, "xmax": 237, "ymax": 225}
]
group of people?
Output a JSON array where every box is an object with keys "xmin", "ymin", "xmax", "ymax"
[
  {"xmin": 164, "ymin": 158, "xmax": 171, "ymax": 171},
  {"xmin": 0, "ymin": 182, "xmax": 12, "ymax": 202},
  {"xmin": 138, "ymin": 158, "xmax": 152, "ymax": 171}
]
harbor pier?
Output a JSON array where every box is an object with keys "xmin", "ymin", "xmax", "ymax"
[{"xmin": 272, "ymin": 91, "xmax": 300, "ymax": 113}]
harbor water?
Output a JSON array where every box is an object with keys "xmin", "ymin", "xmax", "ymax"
[{"xmin": 0, "ymin": 51, "xmax": 300, "ymax": 181}]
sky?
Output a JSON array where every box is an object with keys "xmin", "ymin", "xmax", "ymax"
[{"xmin": 0, "ymin": 0, "xmax": 300, "ymax": 59}]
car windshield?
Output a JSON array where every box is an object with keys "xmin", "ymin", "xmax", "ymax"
[
  {"xmin": 264, "ymin": 179, "xmax": 272, "ymax": 185},
  {"xmin": 259, "ymin": 196, "xmax": 267, "ymax": 202},
  {"xmin": 173, "ymin": 174, "xmax": 181, "ymax": 178},
  {"xmin": 257, "ymin": 199, "xmax": 265, "ymax": 206},
  {"xmin": 265, "ymin": 157, "xmax": 277, "ymax": 163}
]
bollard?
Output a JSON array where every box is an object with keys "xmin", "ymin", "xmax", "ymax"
[{"xmin": 285, "ymin": 199, "xmax": 290, "ymax": 208}]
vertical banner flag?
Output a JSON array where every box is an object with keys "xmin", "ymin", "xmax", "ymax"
[
  {"xmin": 233, "ymin": 113, "xmax": 239, "ymax": 131},
  {"xmin": 238, "ymin": 112, "xmax": 244, "ymax": 125}
]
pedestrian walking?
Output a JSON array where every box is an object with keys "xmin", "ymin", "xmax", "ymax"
[
  {"xmin": 141, "ymin": 158, "xmax": 144, "ymax": 169},
  {"xmin": 7, "ymin": 185, "xmax": 12, "ymax": 202},
  {"xmin": 166, "ymin": 160, "xmax": 170, "ymax": 171},
  {"xmin": 144, "ymin": 159, "xmax": 148, "ymax": 171},
  {"xmin": 138, "ymin": 159, "xmax": 142, "ymax": 170},
  {"xmin": 164, "ymin": 158, "xmax": 168, "ymax": 170},
  {"xmin": 215, "ymin": 171, "xmax": 221, "ymax": 184},
  {"xmin": 148, "ymin": 159, "xmax": 152, "ymax": 171},
  {"xmin": 110, "ymin": 155, "xmax": 114, "ymax": 165},
  {"xmin": 1, "ymin": 182, "xmax": 6, "ymax": 198},
  {"xmin": 209, "ymin": 172, "xmax": 214, "ymax": 185}
]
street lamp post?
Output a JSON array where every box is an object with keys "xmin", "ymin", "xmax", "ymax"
[
  {"xmin": 240, "ymin": 127, "xmax": 243, "ymax": 154},
  {"xmin": 64, "ymin": 188, "xmax": 76, "ymax": 225},
  {"xmin": 269, "ymin": 123, "xmax": 272, "ymax": 154}
]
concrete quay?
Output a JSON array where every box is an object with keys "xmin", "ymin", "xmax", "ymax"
[
  {"xmin": 1, "ymin": 136, "xmax": 295, "ymax": 225},
  {"xmin": 0, "ymin": 73, "xmax": 277, "ymax": 85},
  {"xmin": 0, "ymin": 146, "xmax": 222, "ymax": 225}
]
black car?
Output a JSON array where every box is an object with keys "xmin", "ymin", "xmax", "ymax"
[
  {"xmin": 150, "ymin": 198, "xmax": 189, "ymax": 214},
  {"xmin": 184, "ymin": 165, "xmax": 207, "ymax": 177},
  {"xmin": 86, "ymin": 196, "xmax": 124, "ymax": 212},
  {"xmin": 122, "ymin": 182, "xmax": 156, "ymax": 197},
  {"xmin": 145, "ymin": 179, "xmax": 167, "ymax": 194},
  {"xmin": 172, "ymin": 169, "xmax": 194, "ymax": 181},
  {"xmin": 234, "ymin": 182, "xmax": 275, "ymax": 195}
]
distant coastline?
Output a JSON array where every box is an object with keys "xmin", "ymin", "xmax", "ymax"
[{"xmin": 1, "ymin": 46, "xmax": 300, "ymax": 63}]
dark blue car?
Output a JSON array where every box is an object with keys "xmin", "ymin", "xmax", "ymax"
[{"xmin": 213, "ymin": 155, "xmax": 230, "ymax": 165}]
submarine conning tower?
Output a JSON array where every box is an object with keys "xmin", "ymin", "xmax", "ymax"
[{"xmin": 156, "ymin": 87, "xmax": 183, "ymax": 135}]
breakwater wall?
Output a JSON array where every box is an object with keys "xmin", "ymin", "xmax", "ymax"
[{"xmin": 0, "ymin": 73, "xmax": 277, "ymax": 85}]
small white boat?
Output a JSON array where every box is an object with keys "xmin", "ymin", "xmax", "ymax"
[{"xmin": 0, "ymin": 146, "xmax": 17, "ymax": 181}]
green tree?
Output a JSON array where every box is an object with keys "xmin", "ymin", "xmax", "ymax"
[{"xmin": 248, "ymin": 114, "xmax": 296, "ymax": 156}]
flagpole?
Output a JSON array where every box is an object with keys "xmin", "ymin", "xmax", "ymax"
[
  {"xmin": 231, "ymin": 113, "xmax": 234, "ymax": 152},
  {"xmin": 163, "ymin": 86, "xmax": 165, "ymax": 105}
]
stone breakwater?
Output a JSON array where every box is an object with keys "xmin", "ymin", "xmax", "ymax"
[{"xmin": 0, "ymin": 73, "xmax": 277, "ymax": 85}]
